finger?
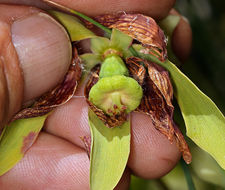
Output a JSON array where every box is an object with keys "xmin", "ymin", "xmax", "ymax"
[
  {"xmin": 2, "ymin": 0, "xmax": 175, "ymax": 20},
  {"xmin": 0, "ymin": 132, "xmax": 90, "ymax": 189},
  {"xmin": 45, "ymin": 89, "xmax": 181, "ymax": 179},
  {"xmin": 0, "ymin": 5, "xmax": 71, "ymax": 127},
  {"xmin": 128, "ymin": 112, "xmax": 180, "ymax": 179},
  {"xmin": 170, "ymin": 9, "xmax": 192, "ymax": 61},
  {"xmin": 0, "ymin": 0, "xmax": 51, "ymax": 9},
  {"xmin": 50, "ymin": 0, "xmax": 175, "ymax": 19},
  {"xmin": 0, "ymin": 132, "xmax": 130, "ymax": 189}
]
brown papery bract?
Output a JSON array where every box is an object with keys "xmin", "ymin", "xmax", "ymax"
[
  {"xmin": 11, "ymin": 46, "xmax": 82, "ymax": 121},
  {"xmin": 91, "ymin": 13, "xmax": 167, "ymax": 61}
]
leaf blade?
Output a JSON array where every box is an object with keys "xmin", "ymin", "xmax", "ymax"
[
  {"xmin": 49, "ymin": 10, "xmax": 96, "ymax": 41},
  {"xmin": 88, "ymin": 110, "xmax": 130, "ymax": 190},
  {"xmin": 164, "ymin": 60, "xmax": 225, "ymax": 169},
  {"xmin": 0, "ymin": 115, "xmax": 47, "ymax": 175}
]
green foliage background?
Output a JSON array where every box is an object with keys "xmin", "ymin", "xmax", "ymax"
[
  {"xmin": 130, "ymin": 0, "xmax": 225, "ymax": 189},
  {"xmin": 176, "ymin": 0, "xmax": 225, "ymax": 112}
]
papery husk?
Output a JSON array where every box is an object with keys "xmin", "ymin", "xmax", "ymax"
[
  {"xmin": 80, "ymin": 136, "xmax": 91, "ymax": 159},
  {"xmin": 11, "ymin": 46, "xmax": 82, "ymax": 121},
  {"xmin": 89, "ymin": 13, "xmax": 167, "ymax": 61}
]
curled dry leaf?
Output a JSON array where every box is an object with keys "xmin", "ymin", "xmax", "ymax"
[
  {"xmin": 146, "ymin": 61, "xmax": 174, "ymax": 113},
  {"xmin": 80, "ymin": 136, "xmax": 91, "ymax": 159},
  {"xmin": 92, "ymin": 13, "xmax": 167, "ymax": 61},
  {"xmin": 84, "ymin": 65, "xmax": 127, "ymax": 128},
  {"xmin": 126, "ymin": 57, "xmax": 191, "ymax": 164},
  {"xmin": 11, "ymin": 46, "xmax": 82, "ymax": 121}
]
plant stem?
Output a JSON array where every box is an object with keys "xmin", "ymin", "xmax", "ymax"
[
  {"xmin": 129, "ymin": 46, "xmax": 139, "ymax": 57},
  {"xmin": 69, "ymin": 10, "xmax": 112, "ymax": 35},
  {"xmin": 180, "ymin": 159, "xmax": 196, "ymax": 190},
  {"xmin": 43, "ymin": 0, "xmax": 112, "ymax": 35}
]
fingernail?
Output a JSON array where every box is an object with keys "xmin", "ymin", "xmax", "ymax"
[{"xmin": 11, "ymin": 12, "xmax": 71, "ymax": 101}]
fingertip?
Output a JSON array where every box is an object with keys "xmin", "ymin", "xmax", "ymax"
[
  {"xmin": 170, "ymin": 9, "xmax": 192, "ymax": 62},
  {"xmin": 128, "ymin": 113, "xmax": 181, "ymax": 179},
  {"xmin": 11, "ymin": 11, "xmax": 71, "ymax": 101},
  {"xmin": 47, "ymin": 0, "xmax": 175, "ymax": 19},
  {"xmin": 115, "ymin": 168, "xmax": 131, "ymax": 190},
  {"xmin": 0, "ymin": 132, "xmax": 90, "ymax": 189}
]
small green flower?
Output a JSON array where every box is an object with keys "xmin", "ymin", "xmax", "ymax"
[{"xmin": 89, "ymin": 75, "xmax": 143, "ymax": 115}]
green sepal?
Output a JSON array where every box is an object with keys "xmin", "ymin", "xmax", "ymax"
[
  {"xmin": 88, "ymin": 109, "xmax": 130, "ymax": 190},
  {"xmin": 110, "ymin": 29, "xmax": 133, "ymax": 55},
  {"xmin": 80, "ymin": 53, "xmax": 101, "ymax": 72},
  {"xmin": 0, "ymin": 115, "xmax": 48, "ymax": 176},
  {"xmin": 90, "ymin": 29, "xmax": 133, "ymax": 59},
  {"xmin": 89, "ymin": 75, "xmax": 143, "ymax": 114},
  {"xmin": 135, "ymin": 49, "xmax": 225, "ymax": 170},
  {"xmin": 90, "ymin": 37, "xmax": 111, "ymax": 55},
  {"xmin": 49, "ymin": 10, "xmax": 96, "ymax": 41}
]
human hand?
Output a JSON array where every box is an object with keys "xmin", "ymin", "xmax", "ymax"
[{"xmin": 0, "ymin": 0, "xmax": 192, "ymax": 189}]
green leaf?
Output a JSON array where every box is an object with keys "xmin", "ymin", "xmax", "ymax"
[
  {"xmin": 0, "ymin": 115, "xmax": 47, "ymax": 175},
  {"xmin": 88, "ymin": 110, "xmax": 130, "ymax": 190},
  {"xmin": 136, "ymin": 51, "xmax": 225, "ymax": 170},
  {"xmin": 49, "ymin": 10, "xmax": 96, "ymax": 41}
]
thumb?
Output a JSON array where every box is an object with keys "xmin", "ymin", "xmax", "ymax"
[{"xmin": 0, "ymin": 5, "xmax": 71, "ymax": 129}]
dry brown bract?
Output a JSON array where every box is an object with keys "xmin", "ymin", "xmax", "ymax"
[
  {"xmin": 91, "ymin": 13, "xmax": 167, "ymax": 61},
  {"xmin": 126, "ymin": 57, "xmax": 191, "ymax": 164},
  {"xmin": 11, "ymin": 46, "xmax": 82, "ymax": 121}
]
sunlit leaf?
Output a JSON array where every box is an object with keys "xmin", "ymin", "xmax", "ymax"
[
  {"xmin": 88, "ymin": 110, "xmax": 130, "ymax": 190},
  {"xmin": 49, "ymin": 10, "xmax": 96, "ymax": 41},
  {"xmin": 0, "ymin": 115, "xmax": 47, "ymax": 175},
  {"xmin": 136, "ymin": 50, "xmax": 225, "ymax": 169}
]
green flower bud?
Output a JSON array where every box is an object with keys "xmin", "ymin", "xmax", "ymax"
[
  {"xmin": 89, "ymin": 75, "xmax": 143, "ymax": 116},
  {"xmin": 99, "ymin": 55, "xmax": 129, "ymax": 78}
]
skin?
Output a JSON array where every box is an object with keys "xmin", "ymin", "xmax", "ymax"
[{"xmin": 0, "ymin": 0, "xmax": 192, "ymax": 189}]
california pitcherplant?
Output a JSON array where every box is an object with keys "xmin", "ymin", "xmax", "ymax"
[{"xmin": 0, "ymin": 1, "xmax": 224, "ymax": 190}]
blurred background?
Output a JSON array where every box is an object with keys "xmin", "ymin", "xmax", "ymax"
[{"xmin": 130, "ymin": 0, "xmax": 225, "ymax": 189}]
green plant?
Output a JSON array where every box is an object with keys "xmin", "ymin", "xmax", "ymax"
[{"xmin": 0, "ymin": 1, "xmax": 224, "ymax": 190}]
